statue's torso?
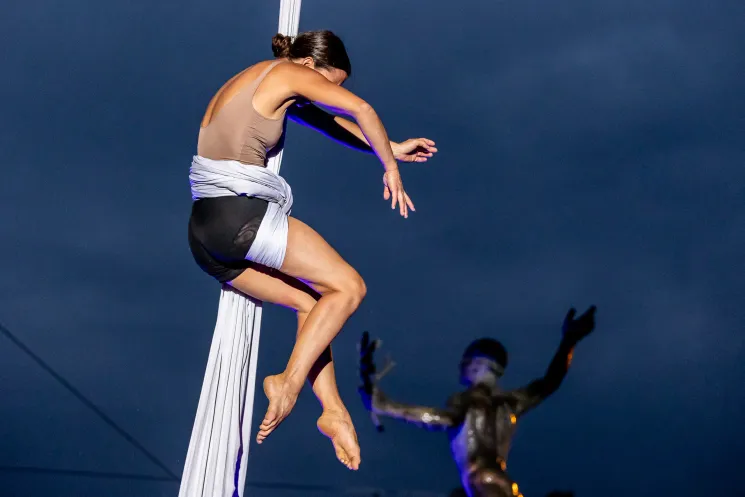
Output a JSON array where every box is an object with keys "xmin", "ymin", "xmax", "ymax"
[{"xmin": 448, "ymin": 385, "xmax": 519, "ymax": 475}]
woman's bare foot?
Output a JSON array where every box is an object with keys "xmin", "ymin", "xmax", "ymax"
[
  {"xmin": 317, "ymin": 409, "xmax": 361, "ymax": 470},
  {"xmin": 256, "ymin": 374, "xmax": 300, "ymax": 444}
]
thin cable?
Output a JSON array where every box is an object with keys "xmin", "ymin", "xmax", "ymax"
[
  {"xmin": 0, "ymin": 466, "xmax": 174, "ymax": 482},
  {"xmin": 0, "ymin": 465, "xmax": 448, "ymax": 496},
  {"xmin": 0, "ymin": 321, "xmax": 179, "ymax": 481}
]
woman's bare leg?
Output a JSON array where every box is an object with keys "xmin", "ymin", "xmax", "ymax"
[
  {"xmin": 256, "ymin": 217, "xmax": 367, "ymax": 445},
  {"xmin": 296, "ymin": 311, "xmax": 360, "ymax": 470},
  {"xmin": 228, "ymin": 265, "xmax": 360, "ymax": 469},
  {"xmin": 298, "ymin": 311, "xmax": 344, "ymax": 411}
]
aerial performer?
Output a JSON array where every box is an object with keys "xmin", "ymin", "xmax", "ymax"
[
  {"xmin": 185, "ymin": 26, "xmax": 437, "ymax": 484},
  {"xmin": 359, "ymin": 306, "xmax": 597, "ymax": 497}
]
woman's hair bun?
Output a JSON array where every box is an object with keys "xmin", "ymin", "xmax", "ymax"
[{"xmin": 271, "ymin": 33, "xmax": 292, "ymax": 58}]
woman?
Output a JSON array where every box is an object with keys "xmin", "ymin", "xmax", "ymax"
[{"xmin": 188, "ymin": 30, "xmax": 437, "ymax": 471}]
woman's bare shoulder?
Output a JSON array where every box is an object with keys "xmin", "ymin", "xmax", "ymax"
[
  {"xmin": 267, "ymin": 60, "xmax": 320, "ymax": 80},
  {"xmin": 232, "ymin": 60, "xmax": 277, "ymax": 83},
  {"xmin": 201, "ymin": 60, "xmax": 280, "ymax": 127}
]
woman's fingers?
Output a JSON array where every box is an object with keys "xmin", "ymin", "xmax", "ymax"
[
  {"xmin": 415, "ymin": 152, "xmax": 433, "ymax": 162},
  {"xmin": 418, "ymin": 138, "xmax": 437, "ymax": 152},
  {"xmin": 405, "ymin": 193, "xmax": 415, "ymax": 212},
  {"xmin": 390, "ymin": 184, "xmax": 405, "ymax": 217},
  {"xmin": 383, "ymin": 171, "xmax": 414, "ymax": 218},
  {"xmin": 393, "ymin": 138, "xmax": 437, "ymax": 164}
]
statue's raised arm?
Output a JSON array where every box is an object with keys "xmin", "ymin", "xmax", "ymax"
[
  {"xmin": 511, "ymin": 306, "xmax": 597, "ymax": 417},
  {"xmin": 358, "ymin": 331, "xmax": 459, "ymax": 432}
]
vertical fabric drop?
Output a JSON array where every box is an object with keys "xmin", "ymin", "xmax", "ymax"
[{"xmin": 178, "ymin": 2, "xmax": 303, "ymax": 496}]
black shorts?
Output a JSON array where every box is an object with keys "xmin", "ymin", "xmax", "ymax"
[{"xmin": 187, "ymin": 196, "xmax": 269, "ymax": 283}]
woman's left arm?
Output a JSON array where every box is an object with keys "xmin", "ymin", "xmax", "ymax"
[
  {"xmin": 288, "ymin": 102, "xmax": 437, "ymax": 162},
  {"xmin": 287, "ymin": 101, "xmax": 373, "ymax": 153}
]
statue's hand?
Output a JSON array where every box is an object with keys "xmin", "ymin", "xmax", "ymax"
[
  {"xmin": 358, "ymin": 331, "xmax": 380, "ymax": 411},
  {"xmin": 358, "ymin": 331, "xmax": 395, "ymax": 419},
  {"xmin": 562, "ymin": 305, "xmax": 597, "ymax": 345}
]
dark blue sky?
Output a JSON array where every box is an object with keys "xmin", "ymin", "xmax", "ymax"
[{"xmin": 1, "ymin": 0, "xmax": 744, "ymax": 496}]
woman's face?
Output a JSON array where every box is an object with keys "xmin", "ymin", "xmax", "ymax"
[
  {"xmin": 317, "ymin": 66, "xmax": 348, "ymax": 86},
  {"xmin": 296, "ymin": 57, "xmax": 348, "ymax": 85}
]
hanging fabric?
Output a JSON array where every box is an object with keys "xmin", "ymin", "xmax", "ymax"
[{"xmin": 178, "ymin": 3, "xmax": 303, "ymax": 495}]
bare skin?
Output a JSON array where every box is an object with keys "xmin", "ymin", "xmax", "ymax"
[
  {"xmin": 228, "ymin": 261, "xmax": 361, "ymax": 469},
  {"xmin": 199, "ymin": 56, "xmax": 438, "ymax": 469},
  {"xmin": 202, "ymin": 59, "xmax": 437, "ymax": 216},
  {"xmin": 255, "ymin": 218, "xmax": 367, "ymax": 448}
]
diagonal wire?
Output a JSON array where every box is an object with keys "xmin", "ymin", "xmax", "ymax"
[
  {"xmin": 0, "ymin": 465, "xmax": 448, "ymax": 496},
  {"xmin": 0, "ymin": 321, "xmax": 179, "ymax": 481},
  {"xmin": 0, "ymin": 322, "xmax": 451, "ymax": 496},
  {"xmin": 0, "ymin": 466, "xmax": 175, "ymax": 482}
]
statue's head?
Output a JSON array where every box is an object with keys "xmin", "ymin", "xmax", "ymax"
[{"xmin": 459, "ymin": 338, "xmax": 508, "ymax": 386}]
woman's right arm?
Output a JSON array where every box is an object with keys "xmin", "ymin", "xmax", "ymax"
[{"xmin": 279, "ymin": 64, "xmax": 414, "ymax": 217}]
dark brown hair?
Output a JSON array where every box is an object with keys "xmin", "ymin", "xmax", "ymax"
[{"xmin": 271, "ymin": 30, "xmax": 352, "ymax": 76}]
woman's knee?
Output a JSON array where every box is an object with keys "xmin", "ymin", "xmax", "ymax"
[
  {"xmin": 347, "ymin": 272, "xmax": 367, "ymax": 306},
  {"xmin": 325, "ymin": 268, "xmax": 367, "ymax": 308},
  {"xmin": 345, "ymin": 271, "xmax": 367, "ymax": 310}
]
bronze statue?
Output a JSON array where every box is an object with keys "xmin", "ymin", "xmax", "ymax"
[{"xmin": 358, "ymin": 306, "xmax": 597, "ymax": 497}]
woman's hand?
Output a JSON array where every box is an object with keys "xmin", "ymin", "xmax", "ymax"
[
  {"xmin": 383, "ymin": 169, "xmax": 415, "ymax": 218},
  {"xmin": 391, "ymin": 138, "xmax": 437, "ymax": 163}
]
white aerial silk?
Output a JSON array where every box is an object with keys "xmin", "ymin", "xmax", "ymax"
[
  {"xmin": 178, "ymin": 3, "xmax": 302, "ymax": 496},
  {"xmin": 189, "ymin": 155, "xmax": 293, "ymax": 270}
]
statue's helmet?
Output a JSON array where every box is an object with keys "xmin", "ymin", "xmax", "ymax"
[{"xmin": 460, "ymin": 338, "xmax": 508, "ymax": 378}]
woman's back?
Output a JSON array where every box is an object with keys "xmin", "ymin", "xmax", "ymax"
[{"xmin": 198, "ymin": 60, "xmax": 287, "ymax": 166}]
